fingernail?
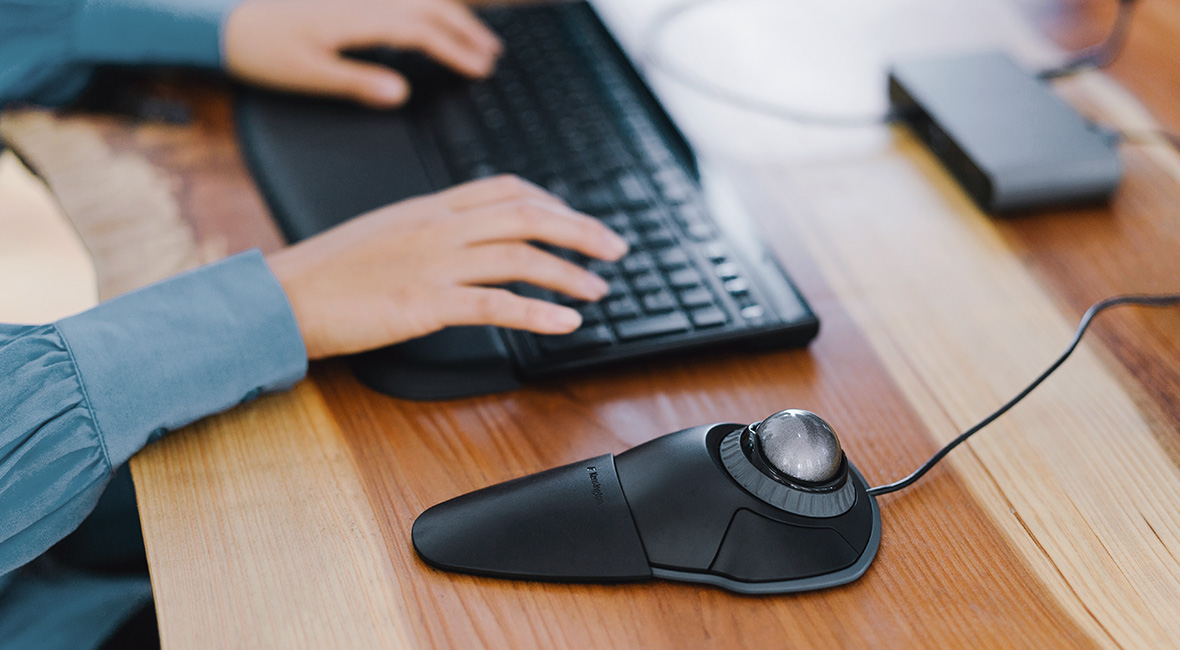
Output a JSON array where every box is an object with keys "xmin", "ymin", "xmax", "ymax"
[
  {"xmin": 583, "ymin": 273, "xmax": 610, "ymax": 299},
  {"xmin": 476, "ymin": 53, "xmax": 497, "ymax": 77},
  {"xmin": 604, "ymin": 232, "xmax": 629, "ymax": 260},
  {"xmin": 482, "ymin": 32, "xmax": 503, "ymax": 53},
  {"xmin": 550, "ymin": 307, "xmax": 582, "ymax": 331},
  {"xmin": 373, "ymin": 77, "xmax": 408, "ymax": 104}
]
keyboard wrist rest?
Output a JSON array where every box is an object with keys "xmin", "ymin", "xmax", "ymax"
[{"xmin": 348, "ymin": 326, "xmax": 521, "ymax": 400}]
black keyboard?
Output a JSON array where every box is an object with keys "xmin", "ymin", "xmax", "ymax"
[
  {"xmin": 411, "ymin": 2, "xmax": 818, "ymax": 375},
  {"xmin": 238, "ymin": 1, "xmax": 818, "ymax": 396}
]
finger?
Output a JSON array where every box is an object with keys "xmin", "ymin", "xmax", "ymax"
[
  {"xmin": 302, "ymin": 55, "xmax": 411, "ymax": 108},
  {"xmin": 437, "ymin": 175, "xmax": 559, "ymax": 210},
  {"xmin": 425, "ymin": 0, "xmax": 502, "ymax": 58},
  {"xmin": 459, "ymin": 200, "xmax": 629, "ymax": 261},
  {"xmin": 441, "ymin": 287, "xmax": 583, "ymax": 334},
  {"xmin": 399, "ymin": 19, "xmax": 498, "ymax": 78},
  {"xmin": 453, "ymin": 243, "xmax": 609, "ymax": 301}
]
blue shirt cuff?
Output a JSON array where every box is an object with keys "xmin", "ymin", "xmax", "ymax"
[
  {"xmin": 73, "ymin": 0, "xmax": 241, "ymax": 68},
  {"xmin": 56, "ymin": 249, "xmax": 308, "ymax": 468}
]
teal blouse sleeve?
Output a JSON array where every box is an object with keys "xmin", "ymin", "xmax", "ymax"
[
  {"xmin": 0, "ymin": 0, "xmax": 240, "ymax": 107},
  {"xmin": 0, "ymin": 249, "xmax": 307, "ymax": 577}
]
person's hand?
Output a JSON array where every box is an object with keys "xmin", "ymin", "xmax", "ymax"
[
  {"xmin": 223, "ymin": 0, "xmax": 502, "ymax": 108},
  {"xmin": 266, "ymin": 176, "xmax": 630, "ymax": 360}
]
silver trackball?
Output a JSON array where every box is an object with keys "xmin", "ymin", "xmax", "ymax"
[{"xmin": 751, "ymin": 409, "xmax": 843, "ymax": 484}]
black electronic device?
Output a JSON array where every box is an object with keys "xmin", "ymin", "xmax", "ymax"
[
  {"xmin": 412, "ymin": 296, "xmax": 1179, "ymax": 594},
  {"xmin": 889, "ymin": 51, "xmax": 1123, "ymax": 214},
  {"xmin": 413, "ymin": 410, "xmax": 881, "ymax": 594},
  {"xmin": 237, "ymin": 1, "xmax": 819, "ymax": 401}
]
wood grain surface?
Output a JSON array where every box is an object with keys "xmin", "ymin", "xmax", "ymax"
[
  {"xmin": 746, "ymin": 131, "xmax": 1180, "ymax": 647},
  {"xmin": 0, "ymin": 150, "xmax": 96, "ymax": 323},
  {"xmin": 8, "ymin": 0, "xmax": 1176, "ymax": 647}
]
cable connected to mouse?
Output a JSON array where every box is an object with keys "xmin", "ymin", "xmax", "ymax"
[
  {"xmin": 413, "ymin": 292, "xmax": 1179, "ymax": 593},
  {"xmin": 866, "ymin": 293, "xmax": 1180, "ymax": 497}
]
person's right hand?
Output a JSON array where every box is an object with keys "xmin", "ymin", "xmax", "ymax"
[
  {"xmin": 223, "ymin": 0, "xmax": 502, "ymax": 109},
  {"xmin": 266, "ymin": 176, "xmax": 630, "ymax": 360}
]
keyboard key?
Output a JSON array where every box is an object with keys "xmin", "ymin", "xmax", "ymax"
[
  {"xmin": 516, "ymin": 285, "xmax": 554, "ymax": 302},
  {"xmin": 464, "ymin": 162, "xmax": 495, "ymax": 178},
  {"xmin": 615, "ymin": 173, "xmax": 649, "ymax": 205},
  {"xmin": 603, "ymin": 213, "xmax": 631, "ymax": 232},
  {"xmin": 668, "ymin": 268, "xmax": 704, "ymax": 289},
  {"xmin": 605, "ymin": 296, "xmax": 640, "ymax": 319},
  {"xmin": 672, "ymin": 203, "xmax": 706, "ymax": 228},
  {"xmin": 630, "ymin": 272, "xmax": 663, "ymax": 292},
  {"xmin": 740, "ymin": 304, "xmax": 766, "ymax": 320},
  {"xmin": 545, "ymin": 178, "xmax": 572, "ymax": 200},
  {"xmin": 577, "ymin": 304, "xmax": 604, "ymax": 325},
  {"xmin": 616, "ymin": 312, "xmax": 691, "ymax": 341},
  {"xmin": 621, "ymin": 252, "xmax": 655, "ymax": 275},
  {"xmin": 639, "ymin": 141, "xmax": 676, "ymax": 172},
  {"xmin": 573, "ymin": 185, "xmax": 616, "ymax": 213},
  {"xmin": 537, "ymin": 323, "xmax": 614, "ymax": 353},
  {"xmin": 690, "ymin": 306, "xmax": 728, "ymax": 328},
  {"xmin": 587, "ymin": 258, "xmax": 614, "ymax": 275},
  {"xmin": 715, "ymin": 263, "xmax": 741, "ymax": 279},
  {"xmin": 724, "ymin": 278, "xmax": 750, "ymax": 295},
  {"xmin": 597, "ymin": 146, "xmax": 633, "ymax": 173},
  {"xmin": 656, "ymin": 248, "xmax": 690, "ymax": 268},
  {"xmin": 678, "ymin": 286, "xmax": 714, "ymax": 308},
  {"xmin": 640, "ymin": 290, "xmax": 677, "ymax": 313},
  {"xmin": 703, "ymin": 242, "xmax": 728, "ymax": 262},
  {"xmin": 641, "ymin": 227, "xmax": 676, "ymax": 248},
  {"xmin": 659, "ymin": 174, "xmax": 694, "ymax": 203},
  {"xmin": 633, "ymin": 209, "xmax": 664, "ymax": 231},
  {"xmin": 685, "ymin": 222, "xmax": 716, "ymax": 241}
]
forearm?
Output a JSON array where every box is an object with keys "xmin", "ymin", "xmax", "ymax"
[
  {"xmin": 0, "ymin": 250, "xmax": 306, "ymax": 575},
  {"xmin": 0, "ymin": 0, "xmax": 239, "ymax": 107},
  {"xmin": 73, "ymin": 0, "xmax": 238, "ymax": 68}
]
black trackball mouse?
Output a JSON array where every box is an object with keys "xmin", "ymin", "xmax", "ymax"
[{"xmin": 412, "ymin": 409, "xmax": 881, "ymax": 594}]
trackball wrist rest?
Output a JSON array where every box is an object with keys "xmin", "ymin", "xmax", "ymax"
[{"xmin": 412, "ymin": 423, "xmax": 881, "ymax": 594}]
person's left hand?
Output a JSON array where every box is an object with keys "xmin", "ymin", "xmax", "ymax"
[{"xmin": 223, "ymin": 0, "xmax": 502, "ymax": 108}]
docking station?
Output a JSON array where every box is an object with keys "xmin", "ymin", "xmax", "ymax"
[{"xmin": 888, "ymin": 51, "xmax": 1122, "ymax": 214}]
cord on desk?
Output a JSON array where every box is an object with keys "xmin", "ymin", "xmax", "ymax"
[
  {"xmin": 867, "ymin": 294, "xmax": 1180, "ymax": 498},
  {"xmin": 1038, "ymin": 0, "xmax": 1139, "ymax": 80}
]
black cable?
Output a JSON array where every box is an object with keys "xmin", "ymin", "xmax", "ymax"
[
  {"xmin": 867, "ymin": 294, "xmax": 1180, "ymax": 497},
  {"xmin": 638, "ymin": 0, "xmax": 900, "ymax": 128},
  {"xmin": 1038, "ymin": 0, "xmax": 1139, "ymax": 80}
]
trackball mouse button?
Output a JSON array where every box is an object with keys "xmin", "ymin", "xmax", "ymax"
[{"xmin": 709, "ymin": 509, "xmax": 860, "ymax": 582}]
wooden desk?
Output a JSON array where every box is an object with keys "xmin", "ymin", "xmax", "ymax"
[{"xmin": 7, "ymin": 0, "xmax": 1179, "ymax": 646}]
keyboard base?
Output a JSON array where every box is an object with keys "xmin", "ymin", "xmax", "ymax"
[{"xmin": 348, "ymin": 326, "xmax": 522, "ymax": 401}]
